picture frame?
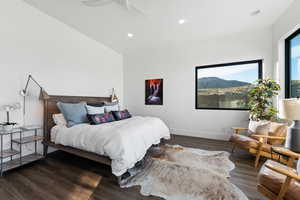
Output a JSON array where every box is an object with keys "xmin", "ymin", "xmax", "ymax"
[{"xmin": 145, "ymin": 79, "xmax": 163, "ymax": 105}]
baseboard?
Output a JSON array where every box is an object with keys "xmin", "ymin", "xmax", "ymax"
[{"xmin": 170, "ymin": 128, "xmax": 230, "ymax": 141}]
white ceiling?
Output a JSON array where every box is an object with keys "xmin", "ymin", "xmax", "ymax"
[{"xmin": 24, "ymin": 0, "xmax": 294, "ymax": 53}]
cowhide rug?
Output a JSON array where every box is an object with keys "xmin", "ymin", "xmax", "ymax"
[{"xmin": 121, "ymin": 145, "xmax": 248, "ymax": 200}]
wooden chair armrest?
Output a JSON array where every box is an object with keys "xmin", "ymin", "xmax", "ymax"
[
  {"xmin": 251, "ymin": 135, "xmax": 286, "ymax": 140},
  {"xmin": 265, "ymin": 164, "xmax": 300, "ymax": 182},
  {"xmin": 272, "ymin": 147, "xmax": 300, "ymax": 159},
  {"xmin": 232, "ymin": 127, "xmax": 248, "ymax": 134}
]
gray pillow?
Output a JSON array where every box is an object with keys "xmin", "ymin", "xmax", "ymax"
[{"xmin": 57, "ymin": 102, "xmax": 88, "ymax": 127}]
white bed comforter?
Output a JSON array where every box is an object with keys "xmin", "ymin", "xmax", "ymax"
[{"xmin": 53, "ymin": 116, "xmax": 170, "ymax": 176}]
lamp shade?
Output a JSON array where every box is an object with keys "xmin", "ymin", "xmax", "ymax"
[
  {"xmin": 0, "ymin": 103, "xmax": 21, "ymax": 112},
  {"xmin": 279, "ymin": 98, "xmax": 300, "ymax": 120}
]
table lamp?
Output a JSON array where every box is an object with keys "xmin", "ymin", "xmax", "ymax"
[
  {"xmin": 0, "ymin": 103, "xmax": 21, "ymax": 131},
  {"xmin": 279, "ymin": 98, "xmax": 300, "ymax": 153}
]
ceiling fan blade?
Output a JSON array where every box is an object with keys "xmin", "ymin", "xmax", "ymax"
[
  {"xmin": 82, "ymin": 0, "xmax": 113, "ymax": 7},
  {"xmin": 127, "ymin": 3, "xmax": 146, "ymax": 16},
  {"xmin": 125, "ymin": 0, "xmax": 130, "ymax": 10},
  {"xmin": 83, "ymin": 0, "xmax": 146, "ymax": 16}
]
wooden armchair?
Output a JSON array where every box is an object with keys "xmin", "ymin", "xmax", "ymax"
[
  {"xmin": 230, "ymin": 122, "xmax": 287, "ymax": 168},
  {"xmin": 258, "ymin": 159, "xmax": 300, "ymax": 200}
]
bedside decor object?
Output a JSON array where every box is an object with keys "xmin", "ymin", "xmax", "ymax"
[
  {"xmin": 0, "ymin": 103, "xmax": 21, "ymax": 132},
  {"xmin": 111, "ymin": 88, "xmax": 119, "ymax": 102},
  {"xmin": 279, "ymin": 98, "xmax": 300, "ymax": 153},
  {"xmin": 145, "ymin": 79, "xmax": 163, "ymax": 105},
  {"xmin": 20, "ymin": 74, "xmax": 49, "ymax": 116}
]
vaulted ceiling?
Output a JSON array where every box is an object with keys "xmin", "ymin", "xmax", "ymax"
[{"xmin": 24, "ymin": 0, "xmax": 294, "ymax": 53}]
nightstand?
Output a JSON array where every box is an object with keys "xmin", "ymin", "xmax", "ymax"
[{"xmin": 0, "ymin": 126, "xmax": 43, "ymax": 176}]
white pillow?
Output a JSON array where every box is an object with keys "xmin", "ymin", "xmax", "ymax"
[
  {"xmin": 53, "ymin": 113, "xmax": 67, "ymax": 126},
  {"xmin": 86, "ymin": 105, "xmax": 105, "ymax": 115},
  {"xmin": 105, "ymin": 104, "xmax": 120, "ymax": 113}
]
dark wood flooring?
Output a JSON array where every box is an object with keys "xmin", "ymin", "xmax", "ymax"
[{"xmin": 0, "ymin": 135, "xmax": 266, "ymax": 200}]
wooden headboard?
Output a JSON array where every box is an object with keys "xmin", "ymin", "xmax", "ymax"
[{"xmin": 43, "ymin": 95, "xmax": 111, "ymax": 143}]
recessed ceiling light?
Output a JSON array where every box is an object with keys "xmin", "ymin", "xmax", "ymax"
[
  {"xmin": 250, "ymin": 10, "xmax": 261, "ymax": 16},
  {"xmin": 178, "ymin": 19, "xmax": 186, "ymax": 24},
  {"xmin": 127, "ymin": 33, "xmax": 134, "ymax": 38}
]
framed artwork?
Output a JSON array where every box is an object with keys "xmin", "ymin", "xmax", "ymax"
[
  {"xmin": 145, "ymin": 79, "xmax": 163, "ymax": 105},
  {"xmin": 195, "ymin": 60, "xmax": 262, "ymax": 110}
]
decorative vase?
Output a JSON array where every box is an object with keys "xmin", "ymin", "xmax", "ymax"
[{"xmin": 285, "ymin": 120, "xmax": 300, "ymax": 153}]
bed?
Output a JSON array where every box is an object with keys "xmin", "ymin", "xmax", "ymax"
[{"xmin": 42, "ymin": 94, "xmax": 170, "ymax": 176}]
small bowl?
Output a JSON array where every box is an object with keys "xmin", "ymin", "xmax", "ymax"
[
  {"xmin": 2, "ymin": 123, "xmax": 16, "ymax": 132},
  {"xmin": 3, "ymin": 124, "xmax": 14, "ymax": 132}
]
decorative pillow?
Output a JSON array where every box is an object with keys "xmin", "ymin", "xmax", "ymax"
[
  {"xmin": 86, "ymin": 105, "xmax": 105, "ymax": 115},
  {"xmin": 112, "ymin": 109, "xmax": 132, "ymax": 121},
  {"xmin": 87, "ymin": 112, "xmax": 116, "ymax": 125},
  {"xmin": 53, "ymin": 113, "xmax": 67, "ymax": 126},
  {"xmin": 87, "ymin": 102, "xmax": 105, "ymax": 107},
  {"xmin": 268, "ymin": 122, "xmax": 288, "ymax": 145},
  {"xmin": 248, "ymin": 120, "xmax": 271, "ymax": 143},
  {"xmin": 57, "ymin": 102, "xmax": 88, "ymax": 127},
  {"xmin": 104, "ymin": 101, "xmax": 120, "ymax": 113}
]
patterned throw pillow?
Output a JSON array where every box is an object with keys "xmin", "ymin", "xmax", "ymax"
[
  {"xmin": 87, "ymin": 112, "xmax": 115, "ymax": 125},
  {"xmin": 112, "ymin": 109, "xmax": 132, "ymax": 121}
]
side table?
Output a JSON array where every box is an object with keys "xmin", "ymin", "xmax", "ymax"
[{"xmin": 0, "ymin": 125, "xmax": 43, "ymax": 176}]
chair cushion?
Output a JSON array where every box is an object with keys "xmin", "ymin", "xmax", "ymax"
[
  {"xmin": 230, "ymin": 134, "xmax": 271, "ymax": 152},
  {"xmin": 248, "ymin": 120, "xmax": 271, "ymax": 143},
  {"xmin": 258, "ymin": 160, "xmax": 300, "ymax": 200},
  {"xmin": 230, "ymin": 134, "xmax": 259, "ymax": 149},
  {"xmin": 268, "ymin": 122, "xmax": 287, "ymax": 145}
]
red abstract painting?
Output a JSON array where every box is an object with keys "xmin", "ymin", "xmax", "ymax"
[{"xmin": 145, "ymin": 79, "xmax": 163, "ymax": 105}]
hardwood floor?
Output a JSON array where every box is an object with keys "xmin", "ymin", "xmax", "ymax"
[{"xmin": 0, "ymin": 135, "xmax": 266, "ymax": 200}]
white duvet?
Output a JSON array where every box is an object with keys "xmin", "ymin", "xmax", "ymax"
[{"xmin": 52, "ymin": 116, "xmax": 170, "ymax": 176}]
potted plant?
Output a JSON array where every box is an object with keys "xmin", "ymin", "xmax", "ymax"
[{"xmin": 248, "ymin": 79, "xmax": 281, "ymax": 121}]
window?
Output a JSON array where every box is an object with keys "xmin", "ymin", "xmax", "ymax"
[
  {"xmin": 195, "ymin": 60, "xmax": 263, "ymax": 110},
  {"xmin": 285, "ymin": 28, "xmax": 300, "ymax": 98}
]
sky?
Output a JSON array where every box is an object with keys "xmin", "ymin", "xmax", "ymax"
[
  {"xmin": 197, "ymin": 63, "xmax": 259, "ymax": 84},
  {"xmin": 291, "ymin": 34, "xmax": 300, "ymax": 80}
]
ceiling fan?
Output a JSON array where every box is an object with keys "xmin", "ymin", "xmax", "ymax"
[{"xmin": 82, "ymin": 0, "xmax": 145, "ymax": 15}]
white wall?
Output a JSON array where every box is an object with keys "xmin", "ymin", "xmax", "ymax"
[
  {"xmin": 272, "ymin": 0, "xmax": 300, "ymax": 99},
  {"xmin": 124, "ymin": 28, "xmax": 273, "ymax": 140},
  {"xmin": 0, "ymin": 0, "xmax": 123, "ymax": 156}
]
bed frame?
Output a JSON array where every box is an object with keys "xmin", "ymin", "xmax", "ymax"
[{"xmin": 42, "ymin": 94, "xmax": 112, "ymax": 166}]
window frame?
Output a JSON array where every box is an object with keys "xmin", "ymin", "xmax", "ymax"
[
  {"xmin": 285, "ymin": 28, "xmax": 300, "ymax": 98},
  {"xmin": 195, "ymin": 59, "xmax": 263, "ymax": 110}
]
